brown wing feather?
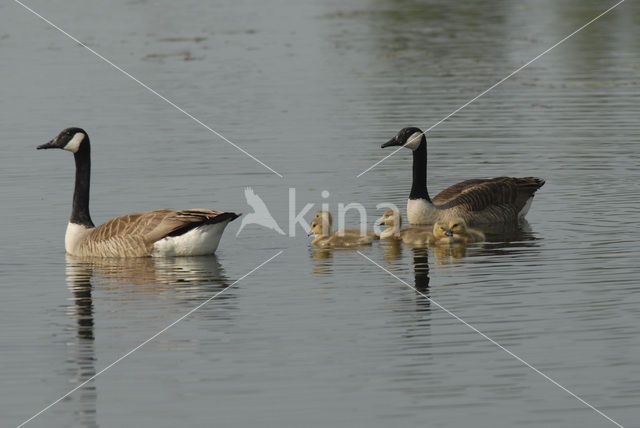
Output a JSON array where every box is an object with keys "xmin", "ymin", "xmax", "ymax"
[
  {"xmin": 88, "ymin": 209, "xmax": 240, "ymax": 249},
  {"xmin": 89, "ymin": 209, "xmax": 173, "ymax": 243},
  {"xmin": 163, "ymin": 210, "xmax": 241, "ymax": 237},
  {"xmin": 432, "ymin": 177, "xmax": 545, "ymax": 213},
  {"xmin": 431, "ymin": 179, "xmax": 491, "ymax": 205}
]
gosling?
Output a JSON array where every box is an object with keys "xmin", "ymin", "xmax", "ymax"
[
  {"xmin": 433, "ymin": 219, "xmax": 484, "ymax": 245},
  {"xmin": 309, "ymin": 211, "xmax": 376, "ymax": 248},
  {"xmin": 377, "ymin": 208, "xmax": 434, "ymax": 246},
  {"xmin": 313, "ymin": 210, "xmax": 378, "ymax": 239}
]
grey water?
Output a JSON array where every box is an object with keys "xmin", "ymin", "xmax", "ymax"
[{"xmin": 1, "ymin": 0, "xmax": 640, "ymax": 427}]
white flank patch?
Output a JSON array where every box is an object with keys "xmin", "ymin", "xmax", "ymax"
[
  {"xmin": 63, "ymin": 132, "xmax": 85, "ymax": 153},
  {"xmin": 65, "ymin": 222, "xmax": 93, "ymax": 255},
  {"xmin": 404, "ymin": 132, "xmax": 423, "ymax": 151},
  {"xmin": 152, "ymin": 221, "xmax": 230, "ymax": 257},
  {"xmin": 519, "ymin": 196, "xmax": 533, "ymax": 219},
  {"xmin": 407, "ymin": 198, "xmax": 439, "ymax": 225}
]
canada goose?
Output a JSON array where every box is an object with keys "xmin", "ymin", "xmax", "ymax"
[
  {"xmin": 309, "ymin": 211, "xmax": 376, "ymax": 248},
  {"xmin": 377, "ymin": 208, "xmax": 434, "ymax": 246},
  {"xmin": 313, "ymin": 210, "xmax": 378, "ymax": 240},
  {"xmin": 433, "ymin": 219, "xmax": 484, "ymax": 245},
  {"xmin": 381, "ymin": 127, "xmax": 545, "ymax": 225},
  {"xmin": 38, "ymin": 127, "xmax": 240, "ymax": 257}
]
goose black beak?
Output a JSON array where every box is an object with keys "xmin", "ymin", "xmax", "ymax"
[
  {"xmin": 381, "ymin": 137, "xmax": 401, "ymax": 148},
  {"xmin": 445, "ymin": 230, "xmax": 454, "ymax": 237},
  {"xmin": 37, "ymin": 140, "xmax": 57, "ymax": 150}
]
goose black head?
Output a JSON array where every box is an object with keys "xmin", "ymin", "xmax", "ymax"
[
  {"xmin": 381, "ymin": 127, "xmax": 425, "ymax": 151},
  {"xmin": 38, "ymin": 127, "xmax": 88, "ymax": 153}
]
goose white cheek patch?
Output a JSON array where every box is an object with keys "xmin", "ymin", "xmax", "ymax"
[
  {"xmin": 63, "ymin": 132, "xmax": 85, "ymax": 153},
  {"xmin": 403, "ymin": 132, "xmax": 423, "ymax": 151}
]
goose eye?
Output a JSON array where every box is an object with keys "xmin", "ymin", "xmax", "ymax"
[{"xmin": 452, "ymin": 224, "xmax": 459, "ymax": 228}]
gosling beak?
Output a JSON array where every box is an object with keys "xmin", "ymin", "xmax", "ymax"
[
  {"xmin": 37, "ymin": 140, "xmax": 57, "ymax": 150},
  {"xmin": 307, "ymin": 231, "xmax": 314, "ymax": 237},
  {"xmin": 445, "ymin": 230, "xmax": 454, "ymax": 237},
  {"xmin": 381, "ymin": 137, "xmax": 401, "ymax": 148},
  {"xmin": 375, "ymin": 218, "xmax": 384, "ymax": 225}
]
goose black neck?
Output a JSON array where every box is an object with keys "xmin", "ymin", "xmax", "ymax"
[
  {"xmin": 409, "ymin": 139, "xmax": 430, "ymax": 201},
  {"xmin": 71, "ymin": 141, "xmax": 94, "ymax": 227}
]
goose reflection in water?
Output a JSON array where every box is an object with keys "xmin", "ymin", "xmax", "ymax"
[
  {"xmin": 65, "ymin": 261, "xmax": 98, "ymax": 428},
  {"xmin": 63, "ymin": 255, "xmax": 234, "ymax": 427},
  {"xmin": 65, "ymin": 255, "xmax": 233, "ymax": 304},
  {"xmin": 412, "ymin": 248, "xmax": 430, "ymax": 296}
]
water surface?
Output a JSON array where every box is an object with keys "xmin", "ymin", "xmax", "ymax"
[{"xmin": 1, "ymin": 0, "xmax": 639, "ymax": 427}]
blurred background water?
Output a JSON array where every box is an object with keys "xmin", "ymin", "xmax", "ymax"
[{"xmin": 1, "ymin": 0, "xmax": 639, "ymax": 427}]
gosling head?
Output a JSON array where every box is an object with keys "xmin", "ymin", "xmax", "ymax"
[
  {"xmin": 433, "ymin": 221, "xmax": 449, "ymax": 241},
  {"xmin": 309, "ymin": 212, "xmax": 332, "ymax": 237},
  {"xmin": 377, "ymin": 208, "xmax": 401, "ymax": 227},
  {"xmin": 38, "ymin": 127, "xmax": 89, "ymax": 154},
  {"xmin": 449, "ymin": 219, "xmax": 468, "ymax": 236},
  {"xmin": 381, "ymin": 127, "xmax": 425, "ymax": 151},
  {"xmin": 314, "ymin": 210, "xmax": 332, "ymax": 226},
  {"xmin": 433, "ymin": 218, "xmax": 469, "ymax": 243},
  {"xmin": 309, "ymin": 220, "xmax": 321, "ymax": 236}
]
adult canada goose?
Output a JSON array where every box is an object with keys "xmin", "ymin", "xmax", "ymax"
[
  {"xmin": 433, "ymin": 219, "xmax": 484, "ymax": 245},
  {"xmin": 381, "ymin": 127, "xmax": 545, "ymax": 225},
  {"xmin": 309, "ymin": 211, "xmax": 376, "ymax": 248},
  {"xmin": 38, "ymin": 127, "xmax": 240, "ymax": 257},
  {"xmin": 377, "ymin": 208, "xmax": 434, "ymax": 246}
]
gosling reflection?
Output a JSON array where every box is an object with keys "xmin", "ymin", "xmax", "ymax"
[
  {"xmin": 310, "ymin": 247, "xmax": 333, "ymax": 275},
  {"xmin": 433, "ymin": 244, "xmax": 469, "ymax": 264},
  {"xmin": 380, "ymin": 238, "xmax": 402, "ymax": 261}
]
